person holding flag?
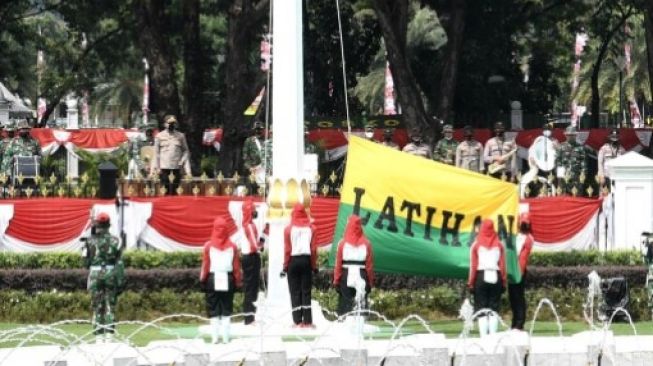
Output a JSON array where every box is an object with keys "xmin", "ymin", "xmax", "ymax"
[
  {"xmin": 508, "ymin": 213, "xmax": 534, "ymax": 330},
  {"xmin": 333, "ymin": 215, "xmax": 375, "ymax": 317},
  {"xmin": 467, "ymin": 219, "xmax": 506, "ymax": 337},
  {"xmin": 282, "ymin": 203, "xmax": 318, "ymax": 328}
]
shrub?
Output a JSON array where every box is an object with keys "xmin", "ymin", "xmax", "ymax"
[
  {"xmin": 0, "ymin": 249, "xmax": 642, "ymax": 270},
  {"xmin": 0, "ymin": 286, "xmax": 646, "ymax": 323}
]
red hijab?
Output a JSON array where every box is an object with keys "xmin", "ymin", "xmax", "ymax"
[
  {"xmin": 242, "ymin": 200, "xmax": 255, "ymax": 226},
  {"xmin": 476, "ymin": 219, "xmax": 501, "ymax": 249},
  {"xmin": 210, "ymin": 217, "xmax": 231, "ymax": 250},
  {"xmin": 290, "ymin": 203, "xmax": 311, "ymax": 227},
  {"xmin": 343, "ymin": 215, "xmax": 367, "ymax": 246}
]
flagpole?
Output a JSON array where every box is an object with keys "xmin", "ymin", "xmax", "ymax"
[{"xmin": 142, "ymin": 58, "xmax": 149, "ymax": 127}]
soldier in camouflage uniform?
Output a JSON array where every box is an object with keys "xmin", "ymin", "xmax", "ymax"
[
  {"xmin": 433, "ymin": 124, "xmax": 458, "ymax": 165},
  {"xmin": 597, "ymin": 129, "xmax": 626, "ymax": 191},
  {"xmin": 456, "ymin": 125, "xmax": 484, "ymax": 172},
  {"xmin": 86, "ymin": 213, "xmax": 125, "ymax": 337},
  {"xmin": 555, "ymin": 126, "xmax": 587, "ymax": 196},
  {"xmin": 243, "ymin": 122, "xmax": 265, "ymax": 174},
  {"xmin": 1, "ymin": 120, "xmax": 40, "ymax": 177},
  {"xmin": 127, "ymin": 124, "xmax": 155, "ymax": 179}
]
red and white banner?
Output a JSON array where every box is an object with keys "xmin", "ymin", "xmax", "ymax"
[
  {"xmin": 0, "ymin": 196, "xmax": 607, "ymax": 253},
  {"xmin": 521, "ymin": 197, "xmax": 603, "ymax": 251},
  {"xmin": 384, "ymin": 62, "xmax": 397, "ymax": 115}
]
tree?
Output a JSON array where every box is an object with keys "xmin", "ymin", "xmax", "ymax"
[
  {"xmin": 645, "ymin": 2, "xmax": 653, "ymax": 105},
  {"xmin": 132, "ymin": 0, "xmax": 181, "ymax": 127},
  {"xmin": 372, "ymin": 0, "xmax": 435, "ymax": 140},
  {"xmin": 432, "ymin": 0, "xmax": 466, "ymax": 123},
  {"xmin": 217, "ymin": 0, "xmax": 269, "ymax": 176},
  {"xmin": 587, "ymin": 2, "xmax": 635, "ymax": 127}
]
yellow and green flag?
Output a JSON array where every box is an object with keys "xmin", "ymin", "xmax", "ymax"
[{"xmin": 329, "ymin": 136, "xmax": 521, "ymax": 282}]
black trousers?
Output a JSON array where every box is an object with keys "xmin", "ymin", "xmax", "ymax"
[
  {"xmin": 509, "ymin": 277, "xmax": 527, "ymax": 330},
  {"xmin": 242, "ymin": 253, "xmax": 261, "ymax": 324},
  {"xmin": 287, "ymin": 255, "xmax": 312, "ymax": 325},
  {"xmin": 473, "ymin": 270, "xmax": 503, "ymax": 313},
  {"xmin": 337, "ymin": 267, "xmax": 370, "ymax": 316},
  {"xmin": 205, "ymin": 273, "xmax": 235, "ymax": 317},
  {"xmin": 160, "ymin": 168, "xmax": 180, "ymax": 195}
]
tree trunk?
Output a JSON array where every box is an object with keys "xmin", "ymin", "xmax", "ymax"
[
  {"xmin": 182, "ymin": 0, "xmax": 205, "ymax": 172},
  {"xmin": 435, "ymin": 0, "xmax": 466, "ymax": 124},
  {"xmin": 133, "ymin": 0, "xmax": 180, "ymax": 127},
  {"xmin": 590, "ymin": 15, "xmax": 631, "ymax": 128},
  {"xmin": 218, "ymin": 0, "xmax": 268, "ymax": 176},
  {"xmin": 373, "ymin": 0, "xmax": 435, "ymax": 141},
  {"xmin": 645, "ymin": 4, "xmax": 653, "ymax": 111}
]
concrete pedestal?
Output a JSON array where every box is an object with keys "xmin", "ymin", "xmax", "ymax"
[{"xmin": 606, "ymin": 152, "xmax": 653, "ymax": 249}]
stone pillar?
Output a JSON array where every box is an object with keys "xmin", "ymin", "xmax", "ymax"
[
  {"xmin": 606, "ymin": 152, "xmax": 653, "ymax": 249},
  {"xmin": 66, "ymin": 97, "xmax": 80, "ymax": 179},
  {"xmin": 0, "ymin": 95, "xmax": 9, "ymax": 125},
  {"xmin": 263, "ymin": 0, "xmax": 306, "ymax": 323},
  {"xmin": 510, "ymin": 101, "xmax": 523, "ymax": 130}
]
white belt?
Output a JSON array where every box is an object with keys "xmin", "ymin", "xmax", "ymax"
[{"xmin": 90, "ymin": 265, "xmax": 115, "ymax": 271}]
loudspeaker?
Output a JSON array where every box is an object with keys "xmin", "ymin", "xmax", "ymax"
[{"xmin": 98, "ymin": 161, "xmax": 118, "ymax": 199}]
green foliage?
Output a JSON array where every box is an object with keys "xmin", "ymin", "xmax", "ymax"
[
  {"xmin": 0, "ymin": 286, "xmax": 647, "ymax": 323},
  {"xmin": 529, "ymin": 250, "xmax": 641, "ymax": 267},
  {"xmin": 0, "ymin": 250, "xmax": 641, "ymax": 270},
  {"xmin": 76, "ymin": 147, "xmax": 129, "ymax": 186},
  {"xmin": 200, "ymin": 155, "xmax": 218, "ymax": 176},
  {"xmin": 122, "ymin": 251, "xmax": 201, "ymax": 269}
]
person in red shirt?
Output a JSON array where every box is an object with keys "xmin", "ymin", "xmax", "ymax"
[
  {"xmin": 199, "ymin": 217, "xmax": 242, "ymax": 343},
  {"xmin": 467, "ymin": 219, "xmax": 506, "ymax": 337},
  {"xmin": 509, "ymin": 212, "xmax": 534, "ymax": 330},
  {"xmin": 282, "ymin": 203, "xmax": 318, "ymax": 328},
  {"xmin": 333, "ymin": 215, "xmax": 374, "ymax": 316},
  {"xmin": 238, "ymin": 200, "xmax": 262, "ymax": 325}
]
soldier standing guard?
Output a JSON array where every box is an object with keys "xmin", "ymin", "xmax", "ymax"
[
  {"xmin": 597, "ymin": 129, "xmax": 626, "ymax": 191},
  {"xmin": 1, "ymin": 120, "xmax": 40, "ymax": 177},
  {"xmin": 243, "ymin": 121, "xmax": 266, "ymax": 182},
  {"xmin": 433, "ymin": 124, "xmax": 458, "ymax": 165},
  {"xmin": 484, "ymin": 122, "xmax": 517, "ymax": 180},
  {"xmin": 402, "ymin": 127, "xmax": 432, "ymax": 158},
  {"xmin": 127, "ymin": 124, "xmax": 155, "ymax": 179},
  {"xmin": 380, "ymin": 128, "xmax": 399, "ymax": 150},
  {"xmin": 86, "ymin": 213, "xmax": 125, "ymax": 338},
  {"xmin": 151, "ymin": 115, "xmax": 190, "ymax": 194},
  {"xmin": 556, "ymin": 126, "xmax": 587, "ymax": 195},
  {"xmin": 456, "ymin": 125, "xmax": 484, "ymax": 172}
]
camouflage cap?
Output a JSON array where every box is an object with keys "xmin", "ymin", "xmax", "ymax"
[{"xmin": 443, "ymin": 124, "xmax": 453, "ymax": 133}]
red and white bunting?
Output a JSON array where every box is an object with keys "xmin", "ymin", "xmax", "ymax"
[{"xmin": 384, "ymin": 62, "xmax": 397, "ymax": 115}]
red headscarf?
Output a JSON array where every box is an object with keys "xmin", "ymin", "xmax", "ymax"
[
  {"xmin": 242, "ymin": 200, "xmax": 255, "ymax": 226},
  {"xmin": 290, "ymin": 203, "xmax": 310, "ymax": 227},
  {"xmin": 476, "ymin": 219, "xmax": 501, "ymax": 249},
  {"xmin": 210, "ymin": 217, "xmax": 230, "ymax": 250},
  {"xmin": 343, "ymin": 215, "xmax": 366, "ymax": 246},
  {"xmin": 223, "ymin": 213, "xmax": 238, "ymax": 236}
]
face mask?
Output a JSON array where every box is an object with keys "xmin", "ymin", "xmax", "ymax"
[
  {"xmin": 19, "ymin": 131, "xmax": 29, "ymax": 138},
  {"xmin": 444, "ymin": 133, "xmax": 453, "ymax": 140},
  {"xmin": 412, "ymin": 137, "xmax": 421, "ymax": 144},
  {"xmin": 495, "ymin": 130, "xmax": 504, "ymax": 137},
  {"xmin": 167, "ymin": 124, "xmax": 176, "ymax": 132},
  {"xmin": 465, "ymin": 134, "xmax": 473, "ymax": 141},
  {"xmin": 543, "ymin": 130, "xmax": 551, "ymax": 137},
  {"xmin": 365, "ymin": 131, "xmax": 374, "ymax": 139},
  {"xmin": 384, "ymin": 135, "xmax": 392, "ymax": 141}
]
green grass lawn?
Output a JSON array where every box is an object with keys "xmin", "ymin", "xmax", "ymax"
[{"xmin": 0, "ymin": 320, "xmax": 649, "ymax": 348}]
